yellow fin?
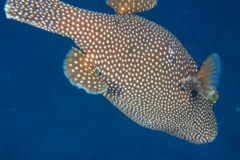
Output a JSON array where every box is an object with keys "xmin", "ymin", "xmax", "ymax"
[
  {"xmin": 63, "ymin": 47, "xmax": 108, "ymax": 94},
  {"xmin": 106, "ymin": 0, "xmax": 158, "ymax": 14},
  {"xmin": 194, "ymin": 53, "xmax": 221, "ymax": 102},
  {"xmin": 195, "ymin": 53, "xmax": 221, "ymax": 90},
  {"xmin": 181, "ymin": 53, "xmax": 221, "ymax": 103}
]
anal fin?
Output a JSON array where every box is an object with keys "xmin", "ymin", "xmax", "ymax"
[{"xmin": 64, "ymin": 47, "xmax": 108, "ymax": 94}]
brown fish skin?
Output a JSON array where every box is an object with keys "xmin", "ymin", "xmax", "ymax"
[{"xmin": 5, "ymin": 0, "xmax": 218, "ymax": 144}]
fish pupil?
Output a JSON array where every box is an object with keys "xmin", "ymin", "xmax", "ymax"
[
  {"xmin": 98, "ymin": 71, "xmax": 102, "ymax": 76},
  {"xmin": 190, "ymin": 90, "xmax": 198, "ymax": 98}
]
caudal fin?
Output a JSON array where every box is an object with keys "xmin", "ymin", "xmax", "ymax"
[{"xmin": 5, "ymin": 0, "xmax": 79, "ymax": 38}]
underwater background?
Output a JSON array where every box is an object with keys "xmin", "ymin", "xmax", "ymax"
[{"xmin": 0, "ymin": 0, "xmax": 239, "ymax": 159}]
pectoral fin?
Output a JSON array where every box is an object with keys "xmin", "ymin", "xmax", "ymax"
[
  {"xmin": 194, "ymin": 53, "xmax": 221, "ymax": 102},
  {"xmin": 195, "ymin": 53, "xmax": 221, "ymax": 90},
  {"xmin": 182, "ymin": 53, "xmax": 221, "ymax": 103}
]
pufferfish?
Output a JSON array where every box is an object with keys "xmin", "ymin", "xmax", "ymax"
[{"xmin": 4, "ymin": 0, "xmax": 221, "ymax": 144}]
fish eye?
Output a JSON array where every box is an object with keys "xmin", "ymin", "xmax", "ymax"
[{"xmin": 190, "ymin": 90, "xmax": 198, "ymax": 98}]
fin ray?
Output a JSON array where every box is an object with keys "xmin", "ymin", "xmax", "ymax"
[{"xmin": 195, "ymin": 53, "xmax": 221, "ymax": 90}]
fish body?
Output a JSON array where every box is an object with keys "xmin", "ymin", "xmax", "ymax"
[{"xmin": 4, "ymin": 0, "xmax": 221, "ymax": 144}]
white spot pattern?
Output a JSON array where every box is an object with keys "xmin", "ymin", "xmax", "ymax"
[{"xmin": 5, "ymin": 0, "xmax": 218, "ymax": 145}]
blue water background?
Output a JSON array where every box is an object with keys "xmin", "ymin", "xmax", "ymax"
[{"xmin": 0, "ymin": 0, "xmax": 240, "ymax": 159}]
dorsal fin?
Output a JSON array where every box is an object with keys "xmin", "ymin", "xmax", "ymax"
[
  {"xmin": 64, "ymin": 47, "xmax": 108, "ymax": 94},
  {"xmin": 106, "ymin": 0, "xmax": 158, "ymax": 15}
]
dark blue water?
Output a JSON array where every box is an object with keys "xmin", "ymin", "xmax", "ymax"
[{"xmin": 0, "ymin": 0, "xmax": 239, "ymax": 159}]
